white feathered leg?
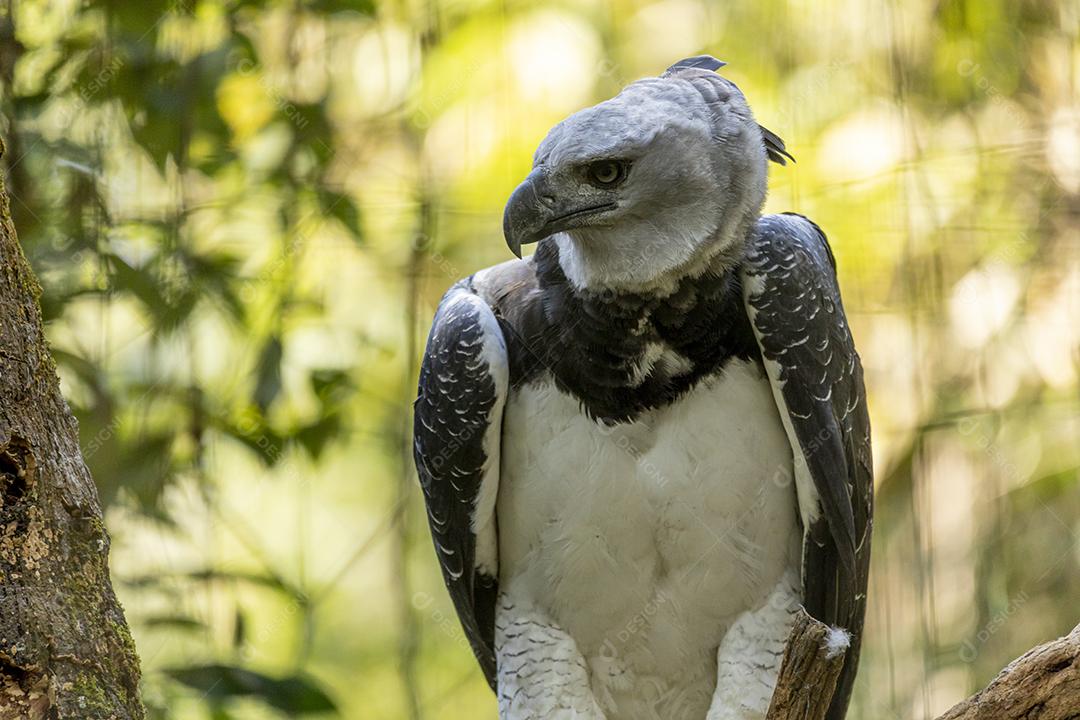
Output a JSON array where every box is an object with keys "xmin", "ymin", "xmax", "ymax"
[
  {"xmin": 706, "ymin": 568, "xmax": 801, "ymax": 720},
  {"xmin": 496, "ymin": 591, "xmax": 607, "ymax": 720}
]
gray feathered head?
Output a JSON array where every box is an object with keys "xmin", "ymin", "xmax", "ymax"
[{"xmin": 503, "ymin": 56, "xmax": 792, "ymax": 292}]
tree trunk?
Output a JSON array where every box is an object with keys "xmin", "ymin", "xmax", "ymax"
[
  {"xmin": 768, "ymin": 612, "xmax": 1080, "ymax": 720},
  {"xmin": 0, "ymin": 138, "xmax": 143, "ymax": 718}
]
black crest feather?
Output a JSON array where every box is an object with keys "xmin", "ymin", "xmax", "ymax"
[
  {"xmin": 760, "ymin": 124, "xmax": 796, "ymax": 165},
  {"xmin": 662, "ymin": 55, "xmax": 726, "ymax": 77},
  {"xmin": 661, "ymin": 57, "xmax": 795, "ymax": 166}
]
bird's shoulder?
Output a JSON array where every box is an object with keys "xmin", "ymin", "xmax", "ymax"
[
  {"xmin": 748, "ymin": 212, "xmax": 838, "ymax": 275},
  {"xmin": 466, "ymin": 257, "xmax": 541, "ymax": 315},
  {"xmin": 424, "ymin": 257, "xmax": 538, "ymax": 372}
]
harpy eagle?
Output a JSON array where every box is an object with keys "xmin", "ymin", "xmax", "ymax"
[{"xmin": 413, "ymin": 56, "xmax": 872, "ymax": 720}]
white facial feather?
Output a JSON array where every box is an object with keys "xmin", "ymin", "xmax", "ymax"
[{"xmin": 538, "ymin": 72, "xmax": 769, "ymax": 294}]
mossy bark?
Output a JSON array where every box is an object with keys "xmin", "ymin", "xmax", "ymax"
[{"xmin": 0, "ymin": 137, "xmax": 143, "ymax": 718}]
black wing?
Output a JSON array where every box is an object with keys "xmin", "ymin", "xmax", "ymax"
[
  {"xmin": 741, "ymin": 214, "xmax": 873, "ymax": 720},
  {"xmin": 414, "ymin": 280, "xmax": 508, "ymax": 688}
]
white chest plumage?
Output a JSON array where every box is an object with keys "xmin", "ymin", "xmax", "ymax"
[{"xmin": 497, "ymin": 357, "xmax": 800, "ymax": 720}]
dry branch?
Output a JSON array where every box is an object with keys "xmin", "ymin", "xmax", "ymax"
[
  {"xmin": 936, "ymin": 622, "xmax": 1080, "ymax": 720},
  {"xmin": 767, "ymin": 610, "xmax": 1080, "ymax": 720},
  {"xmin": 766, "ymin": 610, "xmax": 847, "ymax": 720}
]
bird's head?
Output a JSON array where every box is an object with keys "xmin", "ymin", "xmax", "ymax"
[{"xmin": 503, "ymin": 56, "xmax": 791, "ymax": 293}]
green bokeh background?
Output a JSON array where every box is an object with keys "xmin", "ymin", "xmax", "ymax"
[{"xmin": 1, "ymin": 0, "xmax": 1078, "ymax": 717}]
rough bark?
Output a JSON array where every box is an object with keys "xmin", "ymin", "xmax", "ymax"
[
  {"xmin": 766, "ymin": 610, "xmax": 847, "ymax": 720},
  {"xmin": 768, "ymin": 612, "xmax": 1080, "ymax": 720},
  {"xmin": 935, "ymin": 622, "xmax": 1080, "ymax": 720},
  {"xmin": 0, "ymin": 137, "xmax": 143, "ymax": 718}
]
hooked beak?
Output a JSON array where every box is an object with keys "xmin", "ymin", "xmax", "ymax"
[{"xmin": 502, "ymin": 168, "xmax": 616, "ymax": 258}]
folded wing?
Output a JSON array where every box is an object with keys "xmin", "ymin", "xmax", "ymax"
[
  {"xmin": 414, "ymin": 280, "xmax": 509, "ymax": 688},
  {"xmin": 741, "ymin": 213, "xmax": 874, "ymax": 720}
]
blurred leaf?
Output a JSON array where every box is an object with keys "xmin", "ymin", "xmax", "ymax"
[
  {"xmin": 217, "ymin": 415, "xmax": 288, "ymax": 467},
  {"xmin": 165, "ymin": 664, "xmax": 336, "ymax": 714},
  {"xmin": 109, "ymin": 42, "xmax": 233, "ymax": 171},
  {"xmin": 142, "ymin": 615, "xmax": 206, "ymax": 633},
  {"xmin": 104, "ymin": 253, "xmax": 176, "ymax": 328},
  {"xmin": 295, "ymin": 412, "xmax": 342, "ymax": 460},
  {"xmin": 52, "ymin": 348, "xmax": 106, "ymax": 393},
  {"xmin": 118, "ymin": 433, "xmax": 177, "ymax": 517},
  {"xmin": 309, "ymin": 368, "xmax": 352, "ymax": 399},
  {"xmin": 316, "ymin": 189, "xmax": 363, "ymax": 241},
  {"xmin": 102, "ymin": 0, "xmax": 179, "ymax": 33},
  {"xmin": 184, "ymin": 249, "xmax": 247, "ymax": 323},
  {"xmin": 233, "ymin": 608, "xmax": 247, "ymax": 650},
  {"xmin": 289, "ymin": 103, "xmax": 334, "ymax": 165},
  {"xmin": 304, "ymin": 0, "xmax": 375, "ymax": 14},
  {"xmin": 253, "ymin": 336, "xmax": 283, "ymax": 412},
  {"xmin": 123, "ymin": 568, "xmax": 302, "ymax": 601},
  {"xmin": 183, "ymin": 568, "xmax": 292, "ymax": 593},
  {"xmin": 1007, "ymin": 466, "xmax": 1080, "ymax": 505}
]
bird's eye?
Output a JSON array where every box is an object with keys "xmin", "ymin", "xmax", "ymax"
[{"xmin": 586, "ymin": 160, "xmax": 627, "ymax": 187}]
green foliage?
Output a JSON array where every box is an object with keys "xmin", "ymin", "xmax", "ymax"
[{"xmin": 2, "ymin": 0, "xmax": 370, "ymax": 715}]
